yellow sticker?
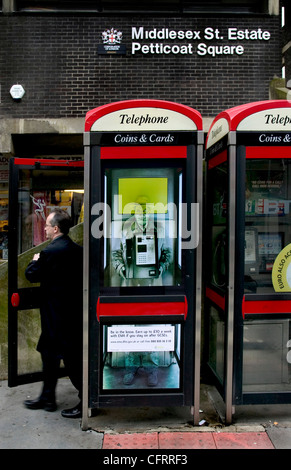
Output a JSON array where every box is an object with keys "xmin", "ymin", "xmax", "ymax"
[{"xmin": 272, "ymin": 243, "xmax": 291, "ymax": 292}]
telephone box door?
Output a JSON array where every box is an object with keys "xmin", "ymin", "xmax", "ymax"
[{"xmin": 8, "ymin": 158, "xmax": 84, "ymax": 386}]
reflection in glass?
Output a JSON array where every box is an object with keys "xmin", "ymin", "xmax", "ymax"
[
  {"xmin": 14, "ymin": 167, "xmax": 83, "ymax": 380},
  {"xmin": 243, "ymin": 158, "xmax": 291, "ymax": 394},
  {"xmin": 17, "ymin": 309, "xmax": 42, "ymax": 375},
  {"xmin": 244, "ymin": 159, "xmax": 291, "ymax": 294},
  {"xmin": 208, "ymin": 162, "xmax": 228, "ymax": 291},
  {"xmin": 17, "ymin": 169, "xmax": 84, "ymax": 288}
]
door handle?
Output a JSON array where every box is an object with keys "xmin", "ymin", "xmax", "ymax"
[{"xmin": 11, "ymin": 293, "xmax": 20, "ymax": 307}]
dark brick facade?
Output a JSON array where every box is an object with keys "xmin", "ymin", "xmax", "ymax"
[{"xmin": 0, "ymin": 13, "xmax": 282, "ymax": 120}]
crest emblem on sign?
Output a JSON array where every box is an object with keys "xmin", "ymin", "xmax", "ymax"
[{"xmin": 102, "ymin": 28, "xmax": 123, "ymax": 44}]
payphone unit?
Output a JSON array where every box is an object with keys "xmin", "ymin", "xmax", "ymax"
[
  {"xmin": 82, "ymin": 99, "xmax": 203, "ymax": 428},
  {"xmin": 205, "ymin": 100, "xmax": 291, "ymax": 423}
]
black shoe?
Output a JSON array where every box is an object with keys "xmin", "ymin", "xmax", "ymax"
[
  {"xmin": 61, "ymin": 402, "xmax": 82, "ymax": 419},
  {"xmin": 24, "ymin": 397, "xmax": 57, "ymax": 412}
]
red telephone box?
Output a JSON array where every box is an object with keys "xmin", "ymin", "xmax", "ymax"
[
  {"xmin": 82, "ymin": 99, "xmax": 203, "ymax": 428},
  {"xmin": 205, "ymin": 100, "xmax": 291, "ymax": 423}
]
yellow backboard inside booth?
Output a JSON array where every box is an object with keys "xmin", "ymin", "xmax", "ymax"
[{"xmin": 118, "ymin": 177, "xmax": 168, "ymax": 214}]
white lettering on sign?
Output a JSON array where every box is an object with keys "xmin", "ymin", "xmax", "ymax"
[
  {"xmin": 131, "ymin": 26, "xmax": 271, "ymax": 56},
  {"xmin": 228, "ymin": 28, "xmax": 271, "ymax": 41},
  {"xmin": 114, "ymin": 133, "xmax": 175, "ymax": 143},
  {"xmin": 119, "ymin": 113, "xmax": 168, "ymax": 126},
  {"xmin": 264, "ymin": 114, "xmax": 291, "ymax": 126},
  {"xmin": 90, "ymin": 107, "xmax": 197, "ymax": 131},
  {"xmin": 197, "ymin": 43, "xmax": 244, "ymax": 57},
  {"xmin": 107, "ymin": 325, "xmax": 175, "ymax": 352},
  {"xmin": 206, "ymin": 117, "xmax": 229, "ymax": 149}
]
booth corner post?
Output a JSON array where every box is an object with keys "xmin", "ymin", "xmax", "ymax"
[
  {"xmin": 205, "ymin": 100, "xmax": 291, "ymax": 424},
  {"xmin": 82, "ymin": 99, "xmax": 203, "ymax": 426}
]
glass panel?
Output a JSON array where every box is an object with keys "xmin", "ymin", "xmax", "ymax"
[
  {"xmin": 243, "ymin": 319, "xmax": 291, "ymax": 393},
  {"xmin": 17, "ymin": 168, "xmax": 84, "ymax": 288},
  {"xmin": 208, "ymin": 161, "xmax": 228, "ymax": 291},
  {"xmin": 243, "ymin": 158, "xmax": 291, "ymax": 393},
  {"xmin": 102, "ymin": 167, "xmax": 183, "ymax": 289},
  {"xmin": 206, "ymin": 161, "xmax": 228, "ymax": 386},
  {"xmin": 102, "ymin": 323, "xmax": 181, "ymax": 391},
  {"xmin": 208, "ymin": 306, "xmax": 225, "ymax": 384},
  {"xmin": 244, "ymin": 159, "xmax": 291, "ymax": 294},
  {"xmin": 17, "ymin": 309, "xmax": 42, "ymax": 375},
  {"xmin": 15, "ymin": 166, "xmax": 83, "ymax": 380}
]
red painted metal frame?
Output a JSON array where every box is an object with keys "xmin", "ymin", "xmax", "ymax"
[
  {"xmin": 205, "ymin": 287, "xmax": 225, "ymax": 311},
  {"xmin": 100, "ymin": 146, "xmax": 187, "ymax": 159},
  {"xmin": 97, "ymin": 297, "xmax": 188, "ymax": 320},
  {"xmin": 245, "ymin": 147, "xmax": 291, "ymax": 159},
  {"xmin": 207, "ymin": 149, "xmax": 228, "ymax": 169},
  {"xmin": 13, "ymin": 158, "xmax": 84, "ymax": 167}
]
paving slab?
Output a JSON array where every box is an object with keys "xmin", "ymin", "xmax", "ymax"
[
  {"xmin": 266, "ymin": 427, "xmax": 291, "ymax": 449},
  {"xmin": 103, "ymin": 432, "xmax": 159, "ymax": 449},
  {"xmin": 212, "ymin": 432, "xmax": 274, "ymax": 449},
  {"xmin": 0, "ymin": 379, "xmax": 103, "ymax": 449},
  {"xmin": 158, "ymin": 431, "xmax": 216, "ymax": 449}
]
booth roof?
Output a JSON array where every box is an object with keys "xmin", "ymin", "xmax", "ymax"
[{"xmin": 84, "ymin": 99, "xmax": 203, "ymax": 132}]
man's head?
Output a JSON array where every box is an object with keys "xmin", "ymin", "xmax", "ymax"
[
  {"xmin": 134, "ymin": 196, "xmax": 152, "ymax": 231},
  {"xmin": 45, "ymin": 209, "xmax": 72, "ymax": 240}
]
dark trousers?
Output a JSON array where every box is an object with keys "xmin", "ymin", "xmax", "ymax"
[{"xmin": 40, "ymin": 348, "xmax": 82, "ymax": 402}]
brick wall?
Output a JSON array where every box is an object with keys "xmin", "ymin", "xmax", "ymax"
[{"xmin": 0, "ymin": 13, "xmax": 282, "ymax": 119}]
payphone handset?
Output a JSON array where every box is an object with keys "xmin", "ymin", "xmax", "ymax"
[{"xmin": 212, "ymin": 230, "xmax": 227, "ymax": 288}]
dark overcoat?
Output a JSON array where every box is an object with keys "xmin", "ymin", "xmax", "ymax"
[{"xmin": 25, "ymin": 235, "xmax": 83, "ymax": 357}]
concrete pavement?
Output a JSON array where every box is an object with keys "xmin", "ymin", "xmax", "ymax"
[{"xmin": 1, "ymin": 377, "xmax": 291, "ymax": 450}]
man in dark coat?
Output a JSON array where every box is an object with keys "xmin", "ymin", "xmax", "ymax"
[{"xmin": 24, "ymin": 208, "xmax": 83, "ymax": 418}]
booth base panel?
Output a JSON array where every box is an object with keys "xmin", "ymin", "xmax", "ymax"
[
  {"xmin": 90, "ymin": 393, "xmax": 187, "ymax": 409},
  {"xmin": 102, "ymin": 362, "xmax": 180, "ymax": 390}
]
